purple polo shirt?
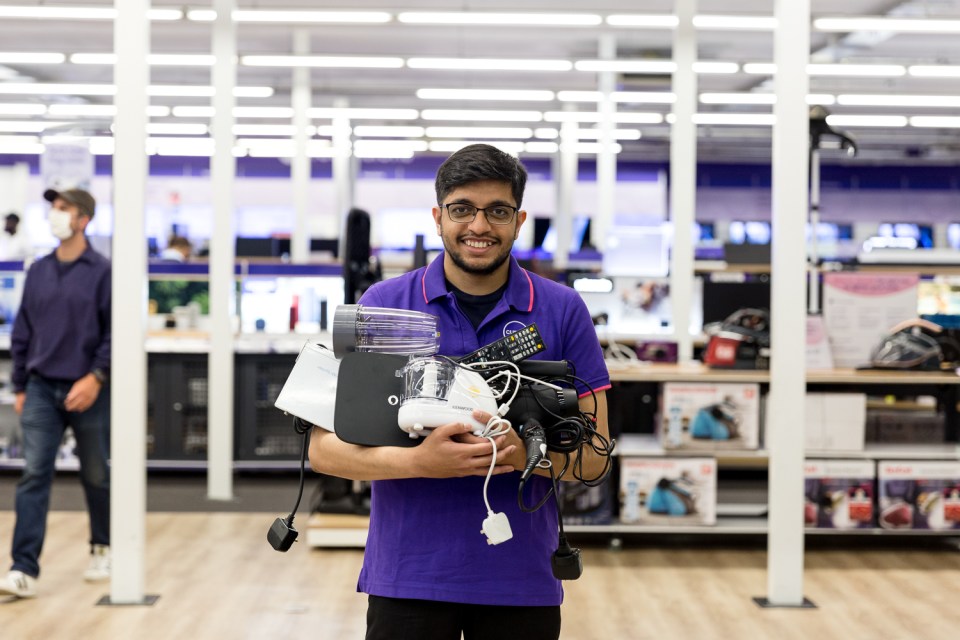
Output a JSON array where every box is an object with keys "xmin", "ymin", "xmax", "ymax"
[
  {"xmin": 355, "ymin": 253, "xmax": 610, "ymax": 606},
  {"xmin": 11, "ymin": 243, "xmax": 111, "ymax": 391}
]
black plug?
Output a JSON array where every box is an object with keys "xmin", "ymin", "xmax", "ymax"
[
  {"xmin": 551, "ymin": 542, "xmax": 583, "ymax": 580},
  {"xmin": 268, "ymin": 516, "xmax": 298, "ymax": 552}
]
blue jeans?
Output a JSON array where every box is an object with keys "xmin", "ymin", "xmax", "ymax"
[{"xmin": 11, "ymin": 375, "xmax": 111, "ymax": 578}]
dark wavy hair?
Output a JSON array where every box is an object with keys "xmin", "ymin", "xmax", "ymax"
[{"xmin": 434, "ymin": 144, "xmax": 528, "ymax": 208}]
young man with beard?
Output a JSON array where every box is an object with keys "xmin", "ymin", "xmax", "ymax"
[{"xmin": 310, "ymin": 144, "xmax": 610, "ymax": 640}]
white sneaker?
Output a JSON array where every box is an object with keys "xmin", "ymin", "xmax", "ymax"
[
  {"xmin": 83, "ymin": 544, "xmax": 110, "ymax": 582},
  {"xmin": 0, "ymin": 570, "xmax": 37, "ymax": 598}
]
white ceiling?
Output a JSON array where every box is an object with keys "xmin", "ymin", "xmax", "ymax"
[{"xmin": 3, "ymin": 0, "xmax": 960, "ymax": 163}]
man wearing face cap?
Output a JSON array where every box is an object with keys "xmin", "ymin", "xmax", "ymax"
[{"xmin": 0, "ymin": 187, "xmax": 112, "ymax": 599}]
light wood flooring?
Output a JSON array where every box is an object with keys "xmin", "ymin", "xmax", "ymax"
[{"xmin": 0, "ymin": 511, "xmax": 959, "ymax": 639}]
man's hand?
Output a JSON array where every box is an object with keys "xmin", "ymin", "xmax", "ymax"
[
  {"xmin": 411, "ymin": 421, "xmax": 518, "ymax": 478},
  {"xmin": 470, "ymin": 409, "xmax": 526, "ymax": 470},
  {"xmin": 14, "ymin": 392, "xmax": 25, "ymax": 416},
  {"xmin": 64, "ymin": 374, "xmax": 102, "ymax": 413}
]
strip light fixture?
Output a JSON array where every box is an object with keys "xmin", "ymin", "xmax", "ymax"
[
  {"xmin": 407, "ymin": 58, "xmax": 573, "ymax": 72},
  {"xmin": 72, "ymin": 53, "xmax": 218, "ymax": 66},
  {"xmin": 0, "ymin": 52, "xmax": 65, "ymax": 64},
  {"xmin": 699, "ymin": 93, "xmax": 836, "ymax": 105},
  {"xmin": 187, "ymin": 10, "xmax": 391, "ymax": 23},
  {"xmin": 308, "ymin": 108, "xmax": 419, "ymax": 120},
  {"xmin": 743, "ymin": 63, "xmax": 906, "ymax": 77},
  {"xmin": 825, "ymin": 115, "xmax": 908, "ymax": 127},
  {"xmin": 424, "ymin": 127, "xmax": 534, "ymax": 139},
  {"xmin": 814, "ymin": 17, "xmax": 960, "ymax": 33},
  {"xmin": 909, "ymin": 65, "xmax": 960, "ymax": 78},
  {"xmin": 420, "ymin": 109, "xmax": 542, "ymax": 122},
  {"xmin": 910, "ymin": 116, "xmax": 960, "ymax": 128},
  {"xmin": 837, "ymin": 94, "xmax": 960, "ymax": 108},
  {"xmin": 398, "ymin": 12, "xmax": 601, "ymax": 26},
  {"xmin": 544, "ymin": 111, "xmax": 664, "ymax": 124},
  {"xmin": 0, "ymin": 6, "xmax": 182, "ymax": 20},
  {"xmin": 0, "ymin": 103, "xmax": 47, "ymax": 115},
  {"xmin": 241, "ymin": 55, "xmax": 403, "ymax": 69},
  {"xmin": 557, "ymin": 91, "xmax": 677, "ymax": 104},
  {"xmin": 0, "ymin": 83, "xmax": 273, "ymax": 98},
  {"xmin": 416, "ymin": 88, "xmax": 555, "ymax": 101}
]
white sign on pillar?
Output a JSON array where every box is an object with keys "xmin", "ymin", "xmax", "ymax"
[{"xmin": 40, "ymin": 142, "xmax": 94, "ymax": 191}]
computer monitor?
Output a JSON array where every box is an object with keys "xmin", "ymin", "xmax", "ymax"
[
  {"xmin": 809, "ymin": 222, "xmax": 854, "ymax": 243},
  {"xmin": 235, "ymin": 237, "xmax": 275, "ymax": 258},
  {"xmin": 540, "ymin": 216, "xmax": 592, "ymax": 253},
  {"xmin": 878, "ymin": 222, "xmax": 934, "ymax": 249},
  {"xmin": 376, "ymin": 208, "xmax": 444, "ymax": 251},
  {"xmin": 702, "ymin": 274, "xmax": 771, "ymax": 326},
  {"xmin": 728, "ymin": 221, "xmax": 771, "ymax": 245},
  {"xmin": 695, "ymin": 221, "xmax": 716, "ymax": 242},
  {"xmin": 310, "ymin": 238, "xmax": 340, "ymax": 258}
]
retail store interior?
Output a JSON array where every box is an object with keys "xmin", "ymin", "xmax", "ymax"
[{"xmin": 2, "ymin": 1, "xmax": 960, "ymax": 638}]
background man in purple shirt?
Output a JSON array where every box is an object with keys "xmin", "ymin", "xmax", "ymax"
[
  {"xmin": 0, "ymin": 188, "xmax": 112, "ymax": 599},
  {"xmin": 310, "ymin": 144, "xmax": 611, "ymax": 640}
]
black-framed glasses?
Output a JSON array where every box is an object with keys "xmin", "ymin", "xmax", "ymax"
[{"xmin": 441, "ymin": 203, "xmax": 518, "ymax": 225}]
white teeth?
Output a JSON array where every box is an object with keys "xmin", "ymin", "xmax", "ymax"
[{"xmin": 464, "ymin": 239, "xmax": 492, "ymax": 248}]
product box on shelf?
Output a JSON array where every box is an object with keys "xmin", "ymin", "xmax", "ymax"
[
  {"xmin": 557, "ymin": 482, "xmax": 613, "ymax": 525},
  {"xmin": 804, "ymin": 460, "xmax": 875, "ymax": 529},
  {"xmin": 619, "ymin": 457, "xmax": 717, "ymax": 526},
  {"xmin": 878, "ymin": 460, "xmax": 960, "ymax": 530},
  {"xmin": 805, "ymin": 393, "xmax": 866, "ymax": 452},
  {"xmin": 660, "ymin": 382, "xmax": 760, "ymax": 451},
  {"xmin": 866, "ymin": 410, "xmax": 945, "ymax": 444}
]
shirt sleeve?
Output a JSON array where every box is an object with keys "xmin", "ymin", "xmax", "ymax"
[
  {"xmin": 560, "ymin": 291, "xmax": 611, "ymax": 397},
  {"xmin": 90, "ymin": 264, "xmax": 112, "ymax": 373},
  {"xmin": 10, "ymin": 267, "xmax": 34, "ymax": 392}
]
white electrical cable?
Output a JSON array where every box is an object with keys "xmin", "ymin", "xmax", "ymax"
[{"xmin": 478, "ymin": 414, "xmax": 512, "ymax": 514}]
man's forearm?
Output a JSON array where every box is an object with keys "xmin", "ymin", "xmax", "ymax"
[{"xmin": 309, "ymin": 428, "xmax": 419, "ymax": 481}]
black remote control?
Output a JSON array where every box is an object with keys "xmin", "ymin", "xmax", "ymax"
[{"xmin": 458, "ymin": 324, "xmax": 546, "ymax": 366}]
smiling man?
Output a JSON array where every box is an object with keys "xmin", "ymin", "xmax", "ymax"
[{"xmin": 309, "ymin": 144, "xmax": 611, "ymax": 640}]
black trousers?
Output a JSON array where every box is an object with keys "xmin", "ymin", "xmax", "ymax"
[{"xmin": 366, "ymin": 595, "xmax": 561, "ymax": 640}]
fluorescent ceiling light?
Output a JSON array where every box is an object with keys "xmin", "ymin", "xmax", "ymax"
[
  {"xmin": 699, "ymin": 93, "xmax": 836, "ymax": 106},
  {"xmin": 524, "ymin": 141, "xmax": 559, "ymax": 153},
  {"xmin": 416, "ymin": 88, "xmax": 555, "ymax": 101},
  {"xmin": 909, "ymin": 65, "xmax": 960, "ymax": 78},
  {"xmin": 425, "ymin": 127, "xmax": 533, "ymax": 139},
  {"xmin": 148, "ymin": 85, "xmax": 274, "ymax": 98},
  {"xmin": 0, "ymin": 121, "xmax": 67, "ymax": 133},
  {"xmin": 814, "ymin": 17, "xmax": 960, "ymax": 33},
  {"xmin": 742, "ymin": 63, "xmax": 776, "ymax": 75},
  {"xmin": 910, "ymin": 116, "xmax": 960, "ymax": 128},
  {"xmin": 308, "ymin": 108, "xmax": 419, "ymax": 120},
  {"xmin": 693, "ymin": 15, "xmax": 776, "ymax": 30},
  {"xmin": 241, "ymin": 55, "xmax": 403, "ymax": 69},
  {"xmin": 420, "ymin": 109, "xmax": 542, "ymax": 122},
  {"xmin": 0, "ymin": 52, "xmax": 65, "ymax": 64},
  {"xmin": 236, "ymin": 138, "xmax": 336, "ymax": 158},
  {"xmin": 145, "ymin": 123, "xmax": 209, "ymax": 136},
  {"xmin": 575, "ymin": 60, "xmax": 676, "ymax": 73},
  {"xmin": 534, "ymin": 128, "xmax": 559, "ymax": 139},
  {"xmin": 0, "ymin": 138, "xmax": 43, "ymax": 154},
  {"xmin": 838, "ymin": 94, "xmax": 960, "ymax": 108},
  {"xmin": 0, "ymin": 103, "xmax": 46, "ymax": 115},
  {"xmin": 577, "ymin": 128, "xmax": 641, "ymax": 140},
  {"xmin": 72, "ymin": 54, "xmax": 218, "ymax": 66},
  {"xmin": 408, "ymin": 58, "xmax": 572, "ymax": 72},
  {"xmin": 353, "ymin": 125, "xmax": 426, "ymax": 138},
  {"xmin": 234, "ymin": 107, "xmax": 295, "ymax": 119},
  {"xmin": 606, "ymin": 15, "xmax": 678, "ymax": 28},
  {"xmin": 428, "ymin": 140, "xmax": 525, "ymax": 154},
  {"xmin": 189, "ymin": 10, "xmax": 391, "ymax": 23},
  {"xmin": 353, "ymin": 140, "xmax": 429, "ymax": 158},
  {"xmin": 236, "ymin": 10, "xmax": 390, "ymax": 23},
  {"xmin": 0, "ymin": 83, "xmax": 115, "ymax": 96},
  {"xmin": 743, "ymin": 63, "xmax": 906, "ymax": 77},
  {"xmin": 543, "ymin": 111, "xmax": 664, "ymax": 124},
  {"xmin": 825, "ymin": 115, "xmax": 908, "ymax": 127},
  {"xmin": 232, "ymin": 124, "xmax": 315, "ymax": 136},
  {"xmin": 557, "ymin": 91, "xmax": 676, "ymax": 104},
  {"xmin": 808, "ymin": 63, "xmax": 905, "ymax": 77},
  {"xmin": 692, "ymin": 62, "xmax": 739, "ymax": 74},
  {"xmin": 691, "ymin": 113, "xmax": 776, "ymax": 126},
  {"xmin": 148, "ymin": 138, "xmax": 216, "ymax": 157},
  {"xmin": 0, "ymin": 7, "xmax": 180, "ymax": 20},
  {"xmin": 46, "ymin": 104, "xmax": 171, "ymax": 117},
  {"xmin": 398, "ymin": 12, "xmax": 601, "ymax": 26}
]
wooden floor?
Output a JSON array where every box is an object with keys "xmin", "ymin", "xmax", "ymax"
[{"xmin": 0, "ymin": 512, "xmax": 959, "ymax": 639}]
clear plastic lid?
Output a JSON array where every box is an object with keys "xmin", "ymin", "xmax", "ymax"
[
  {"xmin": 400, "ymin": 357, "xmax": 456, "ymax": 406},
  {"xmin": 332, "ymin": 304, "xmax": 440, "ymax": 358}
]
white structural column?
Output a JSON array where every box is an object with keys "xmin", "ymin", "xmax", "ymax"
[
  {"xmin": 765, "ymin": 0, "xmax": 811, "ymax": 607},
  {"xmin": 669, "ymin": 0, "xmax": 697, "ymax": 363},
  {"xmin": 554, "ymin": 109, "xmax": 578, "ymax": 270},
  {"xmin": 291, "ymin": 29, "xmax": 311, "ymax": 263},
  {"xmin": 595, "ymin": 35, "xmax": 617, "ymax": 255},
  {"xmin": 111, "ymin": 0, "xmax": 149, "ymax": 603},
  {"xmin": 332, "ymin": 98, "xmax": 353, "ymax": 224},
  {"xmin": 208, "ymin": 0, "xmax": 237, "ymax": 501}
]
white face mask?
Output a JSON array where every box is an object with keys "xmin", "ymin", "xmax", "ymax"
[{"xmin": 48, "ymin": 209, "xmax": 74, "ymax": 241}]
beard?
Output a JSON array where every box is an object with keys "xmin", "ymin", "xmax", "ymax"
[{"xmin": 447, "ymin": 243, "xmax": 511, "ymax": 276}]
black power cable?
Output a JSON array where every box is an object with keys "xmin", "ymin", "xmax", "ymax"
[{"xmin": 267, "ymin": 417, "xmax": 312, "ymax": 552}]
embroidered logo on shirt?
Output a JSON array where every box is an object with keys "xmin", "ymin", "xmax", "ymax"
[{"xmin": 503, "ymin": 320, "xmax": 527, "ymax": 337}]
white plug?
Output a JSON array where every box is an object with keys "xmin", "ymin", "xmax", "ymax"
[{"xmin": 481, "ymin": 511, "xmax": 513, "ymax": 545}]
